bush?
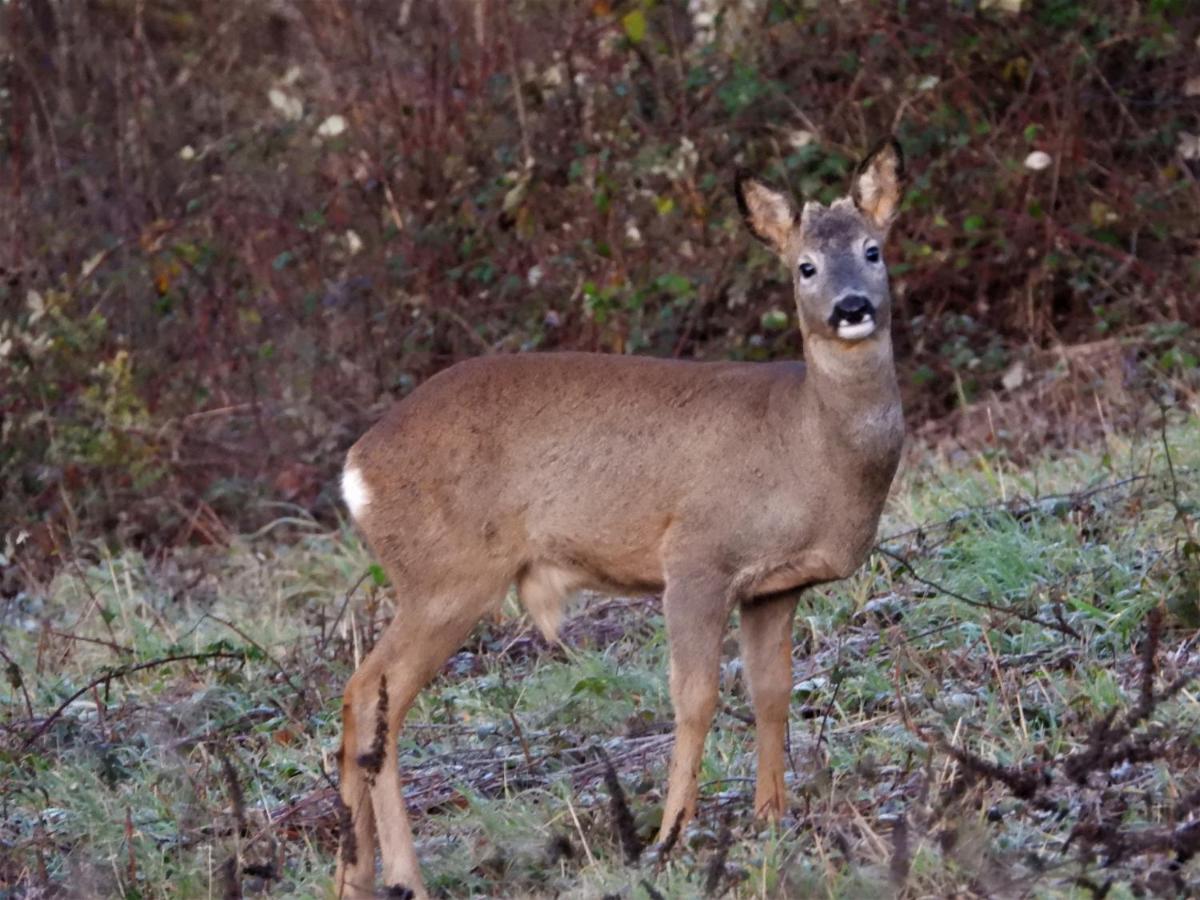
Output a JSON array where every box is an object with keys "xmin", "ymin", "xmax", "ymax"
[{"xmin": 2, "ymin": 0, "xmax": 1197, "ymax": 568}]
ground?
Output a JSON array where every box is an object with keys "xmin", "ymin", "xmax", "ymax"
[{"xmin": 3, "ymin": 412, "xmax": 1199, "ymax": 898}]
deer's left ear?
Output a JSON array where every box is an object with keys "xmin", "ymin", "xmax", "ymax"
[{"xmin": 852, "ymin": 138, "xmax": 905, "ymax": 232}]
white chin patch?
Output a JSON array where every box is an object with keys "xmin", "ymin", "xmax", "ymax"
[
  {"xmin": 836, "ymin": 319, "xmax": 876, "ymax": 341},
  {"xmin": 341, "ymin": 465, "xmax": 371, "ymax": 519}
]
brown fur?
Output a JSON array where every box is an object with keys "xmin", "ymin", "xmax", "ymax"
[{"xmin": 334, "ymin": 140, "xmax": 907, "ymax": 898}]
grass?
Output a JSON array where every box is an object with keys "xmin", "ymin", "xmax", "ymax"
[{"xmin": 2, "ymin": 412, "xmax": 1199, "ymax": 898}]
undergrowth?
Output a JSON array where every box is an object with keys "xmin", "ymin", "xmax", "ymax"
[
  {"xmin": 4, "ymin": 0, "xmax": 1198, "ymax": 564},
  {"xmin": 1, "ymin": 414, "xmax": 1198, "ymax": 898}
]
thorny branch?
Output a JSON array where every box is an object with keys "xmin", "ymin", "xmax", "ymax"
[{"xmin": 913, "ymin": 609, "xmax": 1200, "ymax": 875}]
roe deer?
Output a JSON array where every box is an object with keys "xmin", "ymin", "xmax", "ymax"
[{"xmin": 336, "ymin": 138, "xmax": 906, "ymax": 898}]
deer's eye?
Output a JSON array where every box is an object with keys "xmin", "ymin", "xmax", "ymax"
[
  {"xmin": 865, "ymin": 246, "xmax": 881, "ymax": 264},
  {"xmin": 799, "ymin": 262, "xmax": 817, "ymax": 279}
]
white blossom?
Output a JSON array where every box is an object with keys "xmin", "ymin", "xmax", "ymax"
[
  {"xmin": 268, "ymin": 88, "xmax": 303, "ymax": 121},
  {"xmin": 317, "ymin": 115, "xmax": 347, "ymax": 138},
  {"xmin": 1024, "ymin": 150, "xmax": 1052, "ymax": 172}
]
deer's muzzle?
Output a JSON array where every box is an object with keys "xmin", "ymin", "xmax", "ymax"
[{"xmin": 828, "ymin": 295, "xmax": 877, "ymax": 340}]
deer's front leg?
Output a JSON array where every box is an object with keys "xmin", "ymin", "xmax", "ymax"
[
  {"xmin": 657, "ymin": 568, "xmax": 730, "ymax": 845},
  {"xmin": 739, "ymin": 592, "xmax": 799, "ymax": 820}
]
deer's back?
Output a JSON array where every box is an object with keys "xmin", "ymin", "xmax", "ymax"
[{"xmin": 351, "ymin": 352, "xmax": 795, "ymax": 495}]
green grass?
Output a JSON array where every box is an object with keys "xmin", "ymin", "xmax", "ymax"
[{"xmin": 2, "ymin": 414, "xmax": 1199, "ymax": 898}]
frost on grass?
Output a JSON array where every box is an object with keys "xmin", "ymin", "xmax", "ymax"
[{"xmin": 2, "ymin": 421, "xmax": 1199, "ymax": 896}]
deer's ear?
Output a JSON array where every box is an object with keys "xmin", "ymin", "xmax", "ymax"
[
  {"xmin": 852, "ymin": 138, "xmax": 905, "ymax": 232},
  {"xmin": 735, "ymin": 173, "xmax": 797, "ymax": 255}
]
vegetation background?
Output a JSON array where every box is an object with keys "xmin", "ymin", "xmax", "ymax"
[
  {"xmin": 2, "ymin": 0, "xmax": 1200, "ymax": 897},
  {"xmin": 2, "ymin": 0, "xmax": 1198, "ymax": 567}
]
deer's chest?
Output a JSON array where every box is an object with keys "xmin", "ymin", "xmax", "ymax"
[{"xmin": 734, "ymin": 452, "xmax": 898, "ymax": 597}]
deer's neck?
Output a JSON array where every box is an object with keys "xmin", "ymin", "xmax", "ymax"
[{"xmin": 799, "ymin": 334, "xmax": 904, "ymax": 468}]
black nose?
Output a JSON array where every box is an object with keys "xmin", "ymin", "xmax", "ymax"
[{"xmin": 831, "ymin": 295, "xmax": 874, "ymax": 325}]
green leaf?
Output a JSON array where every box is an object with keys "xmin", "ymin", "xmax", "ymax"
[
  {"xmin": 173, "ymin": 241, "xmax": 202, "ymax": 265},
  {"xmin": 368, "ymin": 564, "xmax": 388, "ymax": 587},
  {"xmin": 793, "ymin": 677, "xmax": 828, "ymax": 699},
  {"xmin": 572, "ymin": 675, "xmax": 612, "ymax": 697},
  {"xmin": 622, "ymin": 9, "xmax": 646, "ymax": 43},
  {"xmin": 1067, "ymin": 594, "xmax": 1107, "ymax": 619},
  {"xmin": 761, "ymin": 309, "xmax": 789, "ymax": 332},
  {"xmin": 911, "ymin": 365, "xmax": 936, "ymax": 387},
  {"xmin": 655, "ymin": 273, "xmax": 693, "ymax": 297}
]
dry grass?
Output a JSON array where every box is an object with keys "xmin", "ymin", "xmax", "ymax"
[{"xmin": 1, "ymin": 413, "xmax": 1198, "ymax": 898}]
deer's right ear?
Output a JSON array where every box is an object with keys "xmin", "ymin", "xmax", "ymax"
[{"xmin": 735, "ymin": 173, "xmax": 797, "ymax": 255}]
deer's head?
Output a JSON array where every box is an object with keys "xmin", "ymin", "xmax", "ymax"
[{"xmin": 736, "ymin": 139, "xmax": 905, "ymax": 349}]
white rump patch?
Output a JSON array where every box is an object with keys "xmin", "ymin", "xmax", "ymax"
[
  {"xmin": 341, "ymin": 465, "xmax": 371, "ymax": 519},
  {"xmin": 837, "ymin": 319, "xmax": 877, "ymax": 341}
]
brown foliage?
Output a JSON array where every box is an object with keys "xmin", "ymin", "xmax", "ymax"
[{"xmin": 2, "ymin": 0, "xmax": 1198, "ymax": 568}]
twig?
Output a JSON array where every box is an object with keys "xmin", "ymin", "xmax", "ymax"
[
  {"xmin": 936, "ymin": 734, "xmax": 1045, "ymax": 801},
  {"xmin": 19, "ymin": 651, "xmax": 245, "ymax": 753},
  {"xmin": 431, "ymin": 306, "xmax": 492, "ymax": 354},
  {"xmin": 0, "ymin": 644, "xmax": 34, "ymax": 719},
  {"xmin": 42, "ymin": 629, "xmax": 134, "ymax": 655},
  {"xmin": 319, "ymin": 570, "xmax": 370, "ymax": 658},
  {"xmin": 1153, "ymin": 395, "xmax": 1191, "ymax": 538},
  {"xmin": 54, "ymin": 535, "xmax": 121, "ymax": 649},
  {"xmin": 563, "ymin": 791, "xmax": 597, "ymax": 869},
  {"xmin": 179, "ymin": 403, "xmax": 255, "ymax": 425},
  {"xmin": 815, "ymin": 648, "xmax": 844, "ymax": 757},
  {"xmin": 703, "ymin": 814, "xmax": 733, "ymax": 896},
  {"xmin": 878, "ymin": 476, "xmax": 1150, "ymax": 545},
  {"xmin": 203, "ymin": 613, "xmax": 310, "ymax": 709},
  {"xmin": 889, "ymin": 812, "xmax": 910, "ymax": 889},
  {"xmin": 875, "ymin": 546, "xmax": 1081, "ymax": 639},
  {"xmin": 503, "ymin": 11, "xmax": 533, "ymax": 168},
  {"xmin": 1136, "ymin": 606, "xmax": 1161, "ymax": 721},
  {"xmin": 598, "ymin": 746, "xmax": 644, "ymax": 863},
  {"xmin": 507, "ymin": 705, "xmax": 535, "ymax": 769},
  {"xmin": 125, "ymin": 805, "xmax": 138, "ymax": 885},
  {"xmin": 217, "ymin": 745, "xmax": 248, "ymax": 838}
]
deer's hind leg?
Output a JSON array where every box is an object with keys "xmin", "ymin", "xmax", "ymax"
[
  {"xmin": 337, "ymin": 568, "xmax": 510, "ymax": 899},
  {"xmin": 336, "ymin": 687, "xmax": 378, "ymax": 899}
]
